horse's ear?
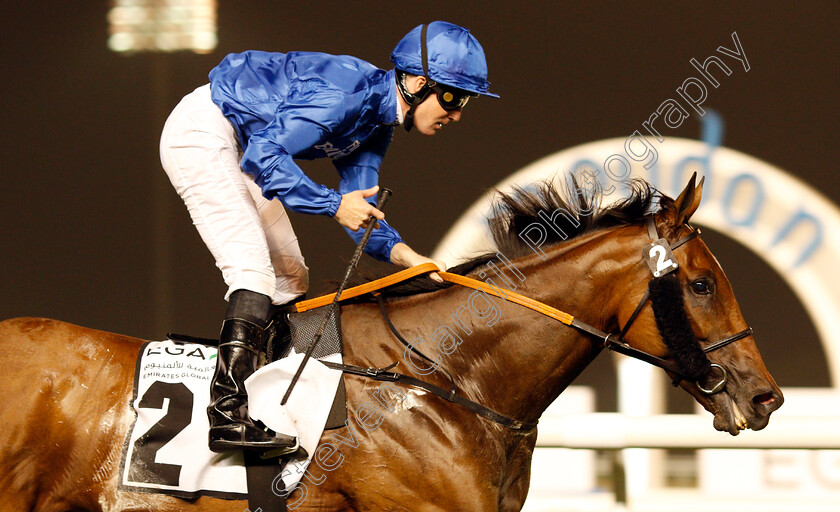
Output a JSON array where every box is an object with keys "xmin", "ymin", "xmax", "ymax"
[{"xmin": 672, "ymin": 172, "xmax": 704, "ymax": 226}]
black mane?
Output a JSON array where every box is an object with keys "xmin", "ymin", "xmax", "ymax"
[
  {"xmin": 488, "ymin": 178, "xmax": 669, "ymax": 261},
  {"xmin": 342, "ymin": 178, "xmax": 673, "ymax": 298}
]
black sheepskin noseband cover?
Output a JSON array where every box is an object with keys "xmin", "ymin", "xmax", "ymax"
[{"xmin": 648, "ymin": 273, "xmax": 712, "ymax": 381}]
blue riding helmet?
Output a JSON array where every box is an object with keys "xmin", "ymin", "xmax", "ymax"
[
  {"xmin": 391, "ymin": 21, "xmax": 499, "ymax": 98},
  {"xmin": 390, "ymin": 21, "xmax": 498, "ymax": 131},
  {"xmin": 390, "ymin": 21, "xmax": 498, "ymax": 98}
]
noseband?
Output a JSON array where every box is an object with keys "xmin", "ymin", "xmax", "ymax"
[{"xmin": 598, "ymin": 218, "xmax": 753, "ymax": 394}]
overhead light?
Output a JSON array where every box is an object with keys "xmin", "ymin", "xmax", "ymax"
[{"xmin": 108, "ymin": 0, "xmax": 217, "ymax": 54}]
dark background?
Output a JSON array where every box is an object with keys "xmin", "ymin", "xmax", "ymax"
[{"xmin": 1, "ymin": 1, "xmax": 837, "ymax": 410}]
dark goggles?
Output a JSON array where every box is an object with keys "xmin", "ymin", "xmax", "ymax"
[{"xmin": 430, "ymin": 83, "xmax": 475, "ymax": 111}]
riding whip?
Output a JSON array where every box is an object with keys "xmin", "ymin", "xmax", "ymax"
[{"xmin": 281, "ymin": 187, "xmax": 392, "ymax": 405}]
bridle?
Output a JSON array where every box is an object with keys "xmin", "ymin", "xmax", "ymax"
[
  {"xmin": 588, "ymin": 218, "xmax": 754, "ymax": 394},
  {"xmin": 318, "ymin": 218, "xmax": 755, "ymax": 432},
  {"xmin": 438, "ymin": 217, "xmax": 754, "ymax": 396}
]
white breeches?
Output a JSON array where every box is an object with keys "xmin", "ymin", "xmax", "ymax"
[{"xmin": 160, "ymin": 84, "xmax": 309, "ymax": 305}]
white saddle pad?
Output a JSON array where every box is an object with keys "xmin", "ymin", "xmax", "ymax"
[{"xmin": 119, "ymin": 340, "xmax": 341, "ymax": 499}]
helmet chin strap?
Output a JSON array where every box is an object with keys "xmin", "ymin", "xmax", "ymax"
[
  {"xmin": 397, "ymin": 23, "xmax": 432, "ymax": 133},
  {"xmin": 396, "ymin": 71, "xmax": 432, "ymax": 132}
]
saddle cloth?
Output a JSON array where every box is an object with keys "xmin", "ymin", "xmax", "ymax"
[{"xmin": 119, "ymin": 307, "xmax": 344, "ymax": 499}]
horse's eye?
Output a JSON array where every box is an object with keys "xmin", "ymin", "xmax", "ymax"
[{"xmin": 691, "ymin": 278, "xmax": 714, "ymax": 295}]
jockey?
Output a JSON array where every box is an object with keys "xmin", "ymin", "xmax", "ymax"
[{"xmin": 159, "ymin": 21, "xmax": 498, "ymax": 454}]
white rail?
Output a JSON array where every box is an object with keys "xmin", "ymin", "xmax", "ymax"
[{"xmin": 534, "ymin": 414, "xmax": 840, "ymax": 449}]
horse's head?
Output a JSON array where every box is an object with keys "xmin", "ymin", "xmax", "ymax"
[{"xmin": 616, "ymin": 174, "xmax": 783, "ymax": 435}]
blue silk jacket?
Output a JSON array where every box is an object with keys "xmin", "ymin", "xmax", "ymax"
[{"xmin": 209, "ymin": 50, "xmax": 403, "ymax": 262}]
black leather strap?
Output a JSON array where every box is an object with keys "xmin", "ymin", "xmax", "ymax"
[
  {"xmin": 646, "ymin": 218, "xmax": 700, "ymax": 250},
  {"xmin": 702, "ymin": 327, "xmax": 754, "ymax": 353},
  {"xmin": 672, "ymin": 227, "xmax": 700, "ymax": 250},
  {"xmin": 617, "ymin": 290, "xmax": 650, "ymax": 341},
  {"xmin": 569, "ymin": 318, "xmax": 685, "ymax": 375},
  {"xmin": 166, "ymin": 332, "xmax": 219, "ymax": 346},
  {"xmin": 376, "ymin": 294, "xmax": 457, "ymax": 399},
  {"xmin": 603, "ymin": 337, "xmax": 684, "ymax": 375},
  {"xmin": 320, "ymin": 360, "xmax": 537, "ymax": 431},
  {"xmin": 244, "ymin": 452, "xmax": 287, "ymax": 512},
  {"xmin": 420, "ymin": 24, "xmax": 430, "ymax": 81}
]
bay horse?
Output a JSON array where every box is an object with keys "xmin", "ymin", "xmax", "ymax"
[{"xmin": 0, "ymin": 176, "xmax": 782, "ymax": 512}]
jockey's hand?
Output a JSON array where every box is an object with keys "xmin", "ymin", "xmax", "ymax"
[
  {"xmin": 334, "ymin": 186, "xmax": 385, "ymax": 231},
  {"xmin": 390, "ymin": 243, "xmax": 447, "ymax": 283}
]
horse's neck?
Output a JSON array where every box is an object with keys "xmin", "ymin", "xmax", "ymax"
[{"xmin": 431, "ymin": 227, "xmax": 640, "ymax": 423}]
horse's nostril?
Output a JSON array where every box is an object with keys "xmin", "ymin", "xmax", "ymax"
[{"xmin": 753, "ymin": 392, "xmax": 776, "ymax": 407}]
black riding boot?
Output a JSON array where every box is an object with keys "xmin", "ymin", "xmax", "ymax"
[{"xmin": 207, "ymin": 290, "xmax": 299, "ymax": 453}]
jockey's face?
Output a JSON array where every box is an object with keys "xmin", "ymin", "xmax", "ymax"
[{"xmin": 403, "ymin": 76, "xmax": 462, "ymax": 136}]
